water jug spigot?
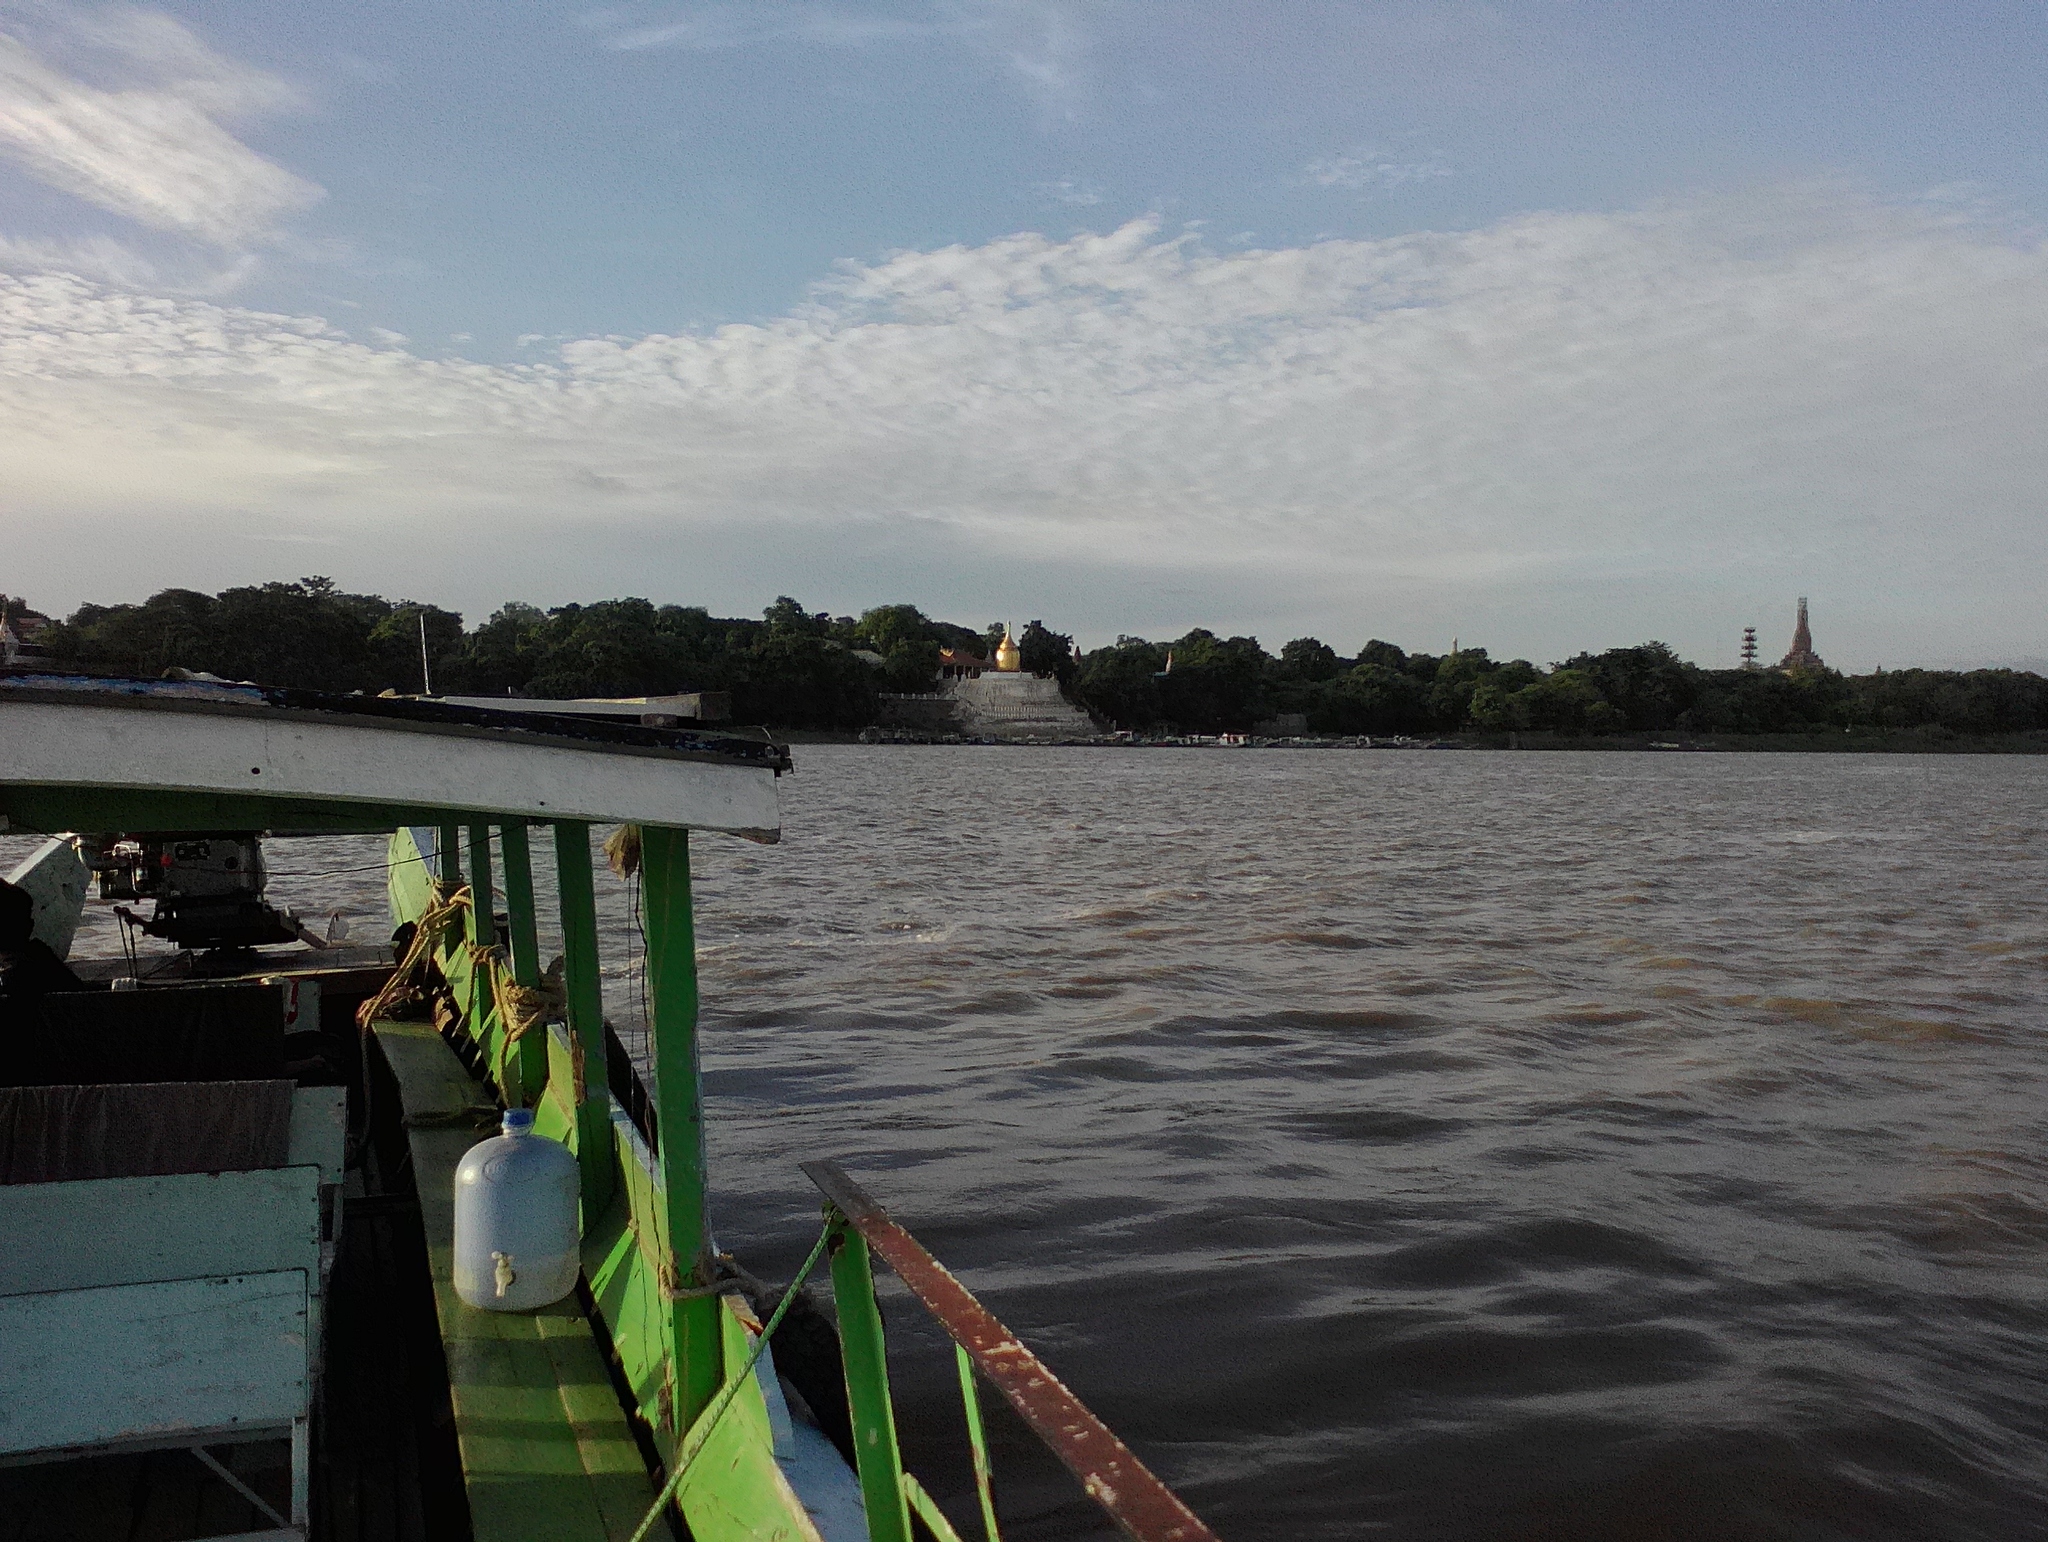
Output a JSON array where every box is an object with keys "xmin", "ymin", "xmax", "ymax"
[{"xmin": 492, "ymin": 1250, "xmax": 517, "ymax": 1299}]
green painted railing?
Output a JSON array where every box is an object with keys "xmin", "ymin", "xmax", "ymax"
[{"xmin": 391, "ymin": 820, "xmax": 1218, "ymax": 1542}]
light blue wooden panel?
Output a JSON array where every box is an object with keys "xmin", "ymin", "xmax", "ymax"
[
  {"xmin": 0, "ymin": 1271, "xmax": 307, "ymax": 1456},
  {"xmin": 287, "ymin": 1087, "xmax": 347, "ymax": 1185},
  {"xmin": 0, "ymin": 1166, "xmax": 318, "ymax": 1297}
]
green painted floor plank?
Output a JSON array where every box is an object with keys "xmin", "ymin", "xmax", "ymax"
[{"xmin": 373, "ymin": 1021, "xmax": 659, "ymax": 1542}]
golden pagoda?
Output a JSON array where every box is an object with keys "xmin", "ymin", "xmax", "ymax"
[{"xmin": 994, "ymin": 625, "xmax": 1022, "ymax": 672}]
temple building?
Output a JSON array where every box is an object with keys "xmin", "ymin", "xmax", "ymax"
[
  {"xmin": 876, "ymin": 620, "xmax": 1101, "ymax": 739},
  {"xmin": 1778, "ymin": 597, "xmax": 1826, "ymax": 673}
]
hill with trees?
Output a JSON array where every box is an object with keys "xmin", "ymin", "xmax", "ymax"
[{"xmin": 17, "ymin": 580, "xmax": 2048, "ymax": 744}]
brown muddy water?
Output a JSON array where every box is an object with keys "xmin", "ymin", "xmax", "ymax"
[{"xmin": 25, "ymin": 748, "xmax": 2048, "ymax": 1540}]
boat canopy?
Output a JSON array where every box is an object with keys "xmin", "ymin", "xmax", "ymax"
[{"xmin": 0, "ymin": 674, "xmax": 787, "ymax": 840}]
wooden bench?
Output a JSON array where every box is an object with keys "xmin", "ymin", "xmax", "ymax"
[
  {"xmin": 0, "ymin": 1085, "xmax": 345, "ymax": 1540},
  {"xmin": 371, "ymin": 1020, "xmax": 658, "ymax": 1542}
]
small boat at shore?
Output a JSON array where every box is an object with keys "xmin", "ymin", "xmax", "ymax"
[{"xmin": 0, "ymin": 672, "xmax": 1216, "ymax": 1542}]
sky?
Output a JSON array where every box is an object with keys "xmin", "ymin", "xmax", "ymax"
[{"xmin": 1, "ymin": 2, "xmax": 2045, "ymax": 669}]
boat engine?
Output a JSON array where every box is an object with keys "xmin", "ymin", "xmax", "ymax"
[{"xmin": 93, "ymin": 834, "xmax": 315, "ymax": 951}]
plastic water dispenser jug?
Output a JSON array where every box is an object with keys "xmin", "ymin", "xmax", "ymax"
[{"xmin": 452, "ymin": 1107, "xmax": 581, "ymax": 1311}]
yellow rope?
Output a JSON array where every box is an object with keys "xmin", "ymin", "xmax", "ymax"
[
  {"xmin": 354, "ymin": 881, "xmax": 471, "ymax": 1031},
  {"xmin": 604, "ymin": 823, "xmax": 643, "ymax": 880},
  {"xmin": 474, "ymin": 945, "xmax": 567, "ymax": 1102},
  {"xmin": 358, "ymin": 871, "xmax": 571, "ymax": 1110}
]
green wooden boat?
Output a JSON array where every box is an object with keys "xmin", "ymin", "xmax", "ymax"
[{"xmin": 0, "ymin": 673, "xmax": 1216, "ymax": 1542}]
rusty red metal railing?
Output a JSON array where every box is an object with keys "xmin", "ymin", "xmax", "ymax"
[{"xmin": 802, "ymin": 1159, "xmax": 1221, "ymax": 1542}]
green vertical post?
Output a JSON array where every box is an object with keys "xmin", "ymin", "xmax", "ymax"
[
  {"xmin": 830, "ymin": 1222, "xmax": 914, "ymax": 1542},
  {"xmin": 956, "ymin": 1344, "xmax": 1003, "ymax": 1542},
  {"xmin": 552, "ymin": 821, "xmax": 616, "ymax": 1217},
  {"xmin": 639, "ymin": 825, "xmax": 722, "ymax": 1433},
  {"xmin": 497, "ymin": 824, "xmax": 540, "ymax": 985},
  {"xmin": 497, "ymin": 822, "xmax": 548, "ymax": 1106},
  {"xmin": 434, "ymin": 824, "xmax": 464, "ymax": 1004},
  {"xmin": 465, "ymin": 824, "xmax": 496, "ymax": 949},
  {"xmin": 465, "ymin": 823, "xmax": 502, "ymax": 1089}
]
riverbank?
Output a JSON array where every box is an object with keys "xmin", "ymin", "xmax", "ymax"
[{"xmin": 775, "ymin": 726, "xmax": 2048, "ymax": 752}]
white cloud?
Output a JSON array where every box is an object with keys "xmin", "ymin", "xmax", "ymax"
[
  {"xmin": 591, "ymin": 2, "xmax": 1091, "ymax": 112},
  {"xmin": 0, "ymin": 10, "xmax": 320, "ymax": 247},
  {"xmin": 594, "ymin": 5, "xmax": 947, "ymax": 52},
  {"xmin": 1302, "ymin": 146, "xmax": 1453, "ymax": 194},
  {"xmin": 960, "ymin": 1, "xmax": 1087, "ymax": 113},
  {"xmin": 1, "ymin": 185, "xmax": 2045, "ymax": 664},
  {"xmin": 0, "ymin": 228, "xmax": 154, "ymax": 284},
  {"xmin": 1033, "ymin": 176, "xmax": 1102, "ymax": 206}
]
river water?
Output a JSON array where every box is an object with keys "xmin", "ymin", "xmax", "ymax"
[{"xmin": 22, "ymin": 748, "xmax": 2048, "ymax": 1539}]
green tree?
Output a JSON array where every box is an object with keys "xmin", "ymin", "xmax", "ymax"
[
  {"xmin": 47, "ymin": 588, "xmax": 221, "ymax": 678},
  {"xmin": 1356, "ymin": 639, "xmax": 1408, "ymax": 673},
  {"xmin": 1310, "ymin": 663, "xmax": 1427, "ymax": 734},
  {"xmin": 1560, "ymin": 642, "xmax": 1697, "ymax": 731},
  {"xmin": 1073, "ymin": 637, "xmax": 1167, "ymax": 729},
  {"xmin": 727, "ymin": 629, "xmax": 876, "ymax": 729},
  {"xmin": 1846, "ymin": 667, "xmax": 2048, "ymax": 734},
  {"xmin": 1467, "ymin": 678, "xmax": 1529, "ymax": 731},
  {"xmin": 762, "ymin": 596, "xmax": 830, "ymax": 637},
  {"xmin": 1278, "ymin": 637, "xmax": 1340, "ymax": 682},
  {"xmin": 880, "ymin": 639, "xmax": 942, "ymax": 692},
  {"xmin": 445, "ymin": 602, "xmax": 549, "ymax": 695},
  {"xmin": 369, "ymin": 603, "xmax": 465, "ymax": 693},
  {"xmin": 1426, "ymin": 648, "xmax": 1495, "ymax": 729},
  {"xmin": 522, "ymin": 599, "xmax": 691, "ymax": 698},
  {"xmin": 1017, "ymin": 620, "xmax": 1077, "ymax": 684},
  {"xmin": 1517, "ymin": 668, "xmax": 1622, "ymax": 733},
  {"xmin": 855, "ymin": 604, "xmax": 934, "ymax": 655},
  {"xmin": 1157, "ymin": 630, "xmax": 1271, "ymax": 733},
  {"xmin": 208, "ymin": 579, "xmax": 389, "ymax": 691}
]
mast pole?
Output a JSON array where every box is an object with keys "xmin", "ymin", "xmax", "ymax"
[{"xmin": 638, "ymin": 824, "xmax": 722, "ymax": 1432}]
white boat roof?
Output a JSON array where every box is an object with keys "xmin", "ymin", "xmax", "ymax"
[
  {"xmin": 0, "ymin": 674, "xmax": 785, "ymax": 841},
  {"xmin": 435, "ymin": 692, "xmax": 725, "ymax": 720}
]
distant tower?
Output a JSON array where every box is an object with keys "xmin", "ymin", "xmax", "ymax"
[
  {"xmin": 1777, "ymin": 597, "xmax": 1825, "ymax": 673},
  {"xmin": 1740, "ymin": 627, "xmax": 1759, "ymax": 670}
]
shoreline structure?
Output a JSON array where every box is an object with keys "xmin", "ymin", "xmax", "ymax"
[{"xmin": 824, "ymin": 727, "xmax": 2048, "ymax": 754}]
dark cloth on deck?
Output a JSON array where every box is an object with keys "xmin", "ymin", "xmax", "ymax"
[
  {"xmin": 0, "ymin": 1079, "xmax": 297, "ymax": 1184},
  {"xmin": 0, "ymin": 938, "xmax": 85, "ymax": 999},
  {"xmin": 0, "ymin": 878, "xmax": 84, "ymax": 1000}
]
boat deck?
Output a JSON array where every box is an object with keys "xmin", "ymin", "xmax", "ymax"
[
  {"xmin": 371, "ymin": 1020, "xmax": 661, "ymax": 1542},
  {"xmin": 0, "ymin": 1441, "xmax": 299, "ymax": 1542}
]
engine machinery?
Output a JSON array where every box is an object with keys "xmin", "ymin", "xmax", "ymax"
[{"xmin": 93, "ymin": 833, "xmax": 318, "ymax": 952}]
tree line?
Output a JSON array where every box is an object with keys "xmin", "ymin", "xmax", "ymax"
[{"xmin": 17, "ymin": 579, "xmax": 2048, "ymax": 740}]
